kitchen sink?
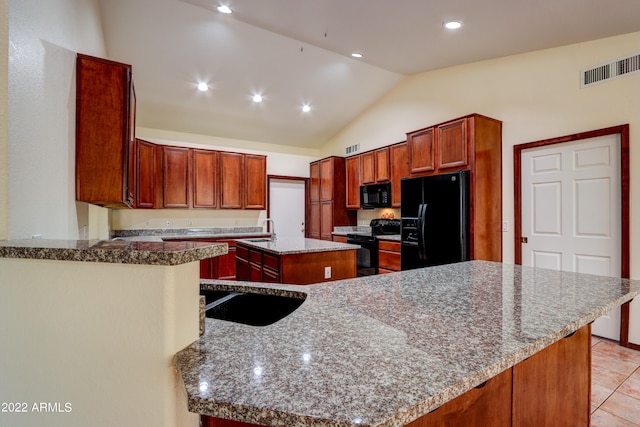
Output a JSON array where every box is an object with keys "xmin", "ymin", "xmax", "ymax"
[{"xmin": 201, "ymin": 290, "xmax": 304, "ymax": 326}]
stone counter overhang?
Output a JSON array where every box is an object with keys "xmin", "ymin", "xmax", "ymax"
[
  {"xmin": 0, "ymin": 238, "xmax": 227, "ymax": 265},
  {"xmin": 176, "ymin": 261, "xmax": 640, "ymax": 427}
]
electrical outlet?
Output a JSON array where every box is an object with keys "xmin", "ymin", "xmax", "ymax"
[
  {"xmin": 144, "ymin": 221, "xmax": 150, "ymax": 228},
  {"xmin": 166, "ymin": 220, "xmax": 171, "ymax": 228},
  {"xmin": 32, "ymin": 234, "xmax": 42, "ymax": 239},
  {"xmin": 502, "ymin": 221, "xmax": 508, "ymax": 232},
  {"xmin": 324, "ymin": 266, "xmax": 331, "ymax": 279},
  {"xmin": 188, "ymin": 220, "xmax": 193, "ymax": 226}
]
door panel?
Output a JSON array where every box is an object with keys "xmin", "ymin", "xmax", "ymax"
[{"xmin": 521, "ymin": 135, "xmax": 621, "ymax": 340}]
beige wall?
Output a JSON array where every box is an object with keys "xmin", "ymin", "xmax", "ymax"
[
  {"xmin": 0, "ymin": 0, "xmax": 8, "ymax": 240},
  {"xmin": 0, "ymin": 257, "xmax": 200, "ymax": 427},
  {"xmin": 6, "ymin": 0, "xmax": 106, "ymax": 239}
]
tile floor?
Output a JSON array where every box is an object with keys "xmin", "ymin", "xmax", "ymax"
[{"xmin": 591, "ymin": 336, "xmax": 640, "ymax": 426}]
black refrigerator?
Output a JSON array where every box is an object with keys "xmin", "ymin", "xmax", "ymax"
[{"xmin": 400, "ymin": 170, "xmax": 470, "ymax": 270}]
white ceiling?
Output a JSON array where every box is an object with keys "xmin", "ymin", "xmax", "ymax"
[{"xmin": 98, "ymin": 0, "xmax": 640, "ymax": 149}]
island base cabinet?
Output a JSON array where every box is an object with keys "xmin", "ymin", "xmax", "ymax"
[
  {"xmin": 407, "ymin": 368, "xmax": 512, "ymax": 427},
  {"xmin": 201, "ymin": 418, "xmax": 261, "ymax": 427},
  {"xmin": 512, "ymin": 324, "xmax": 591, "ymax": 426}
]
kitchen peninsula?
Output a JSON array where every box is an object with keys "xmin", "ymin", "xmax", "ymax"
[
  {"xmin": 0, "ymin": 239, "xmax": 226, "ymax": 427},
  {"xmin": 178, "ymin": 261, "xmax": 640, "ymax": 427},
  {"xmin": 235, "ymin": 238, "xmax": 359, "ymax": 284}
]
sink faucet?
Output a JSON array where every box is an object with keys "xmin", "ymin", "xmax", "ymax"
[{"xmin": 264, "ymin": 218, "xmax": 276, "ymax": 240}]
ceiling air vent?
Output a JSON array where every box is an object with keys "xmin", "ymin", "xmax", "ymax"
[
  {"xmin": 345, "ymin": 144, "xmax": 360, "ymax": 155},
  {"xmin": 581, "ymin": 52, "xmax": 640, "ymax": 87}
]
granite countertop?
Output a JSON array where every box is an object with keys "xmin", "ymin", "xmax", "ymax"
[
  {"xmin": 235, "ymin": 237, "xmax": 360, "ymax": 255},
  {"xmin": 377, "ymin": 234, "xmax": 401, "ymax": 242},
  {"xmin": 111, "ymin": 227, "xmax": 270, "ymax": 241},
  {"xmin": 177, "ymin": 261, "xmax": 640, "ymax": 427},
  {"xmin": 0, "ymin": 239, "xmax": 227, "ymax": 265}
]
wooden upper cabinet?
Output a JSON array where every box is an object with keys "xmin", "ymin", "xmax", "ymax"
[
  {"xmin": 75, "ymin": 54, "xmax": 135, "ymax": 208},
  {"xmin": 309, "ymin": 161, "xmax": 320, "ymax": 203},
  {"xmin": 192, "ymin": 149, "xmax": 217, "ymax": 208},
  {"xmin": 319, "ymin": 158, "xmax": 333, "ymax": 201},
  {"xmin": 407, "ymin": 127, "xmax": 435, "ymax": 174},
  {"xmin": 389, "ymin": 142, "xmax": 409, "ymax": 208},
  {"xmin": 136, "ymin": 139, "xmax": 156, "ymax": 208},
  {"xmin": 162, "ymin": 146, "xmax": 190, "ymax": 208},
  {"xmin": 437, "ymin": 118, "xmax": 468, "ymax": 170},
  {"xmin": 361, "ymin": 152, "xmax": 376, "ymax": 185},
  {"xmin": 219, "ymin": 152, "xmax": 244, "ymax": 209},
  {"xmin": 244, "ymin": 154, "xmax": 267, "ymax": 209},
  {"xmin": 345, "ymin": 156, "xmax": 361, "ymax": 209},
  {"xmin": 374, "ymin": 147, "xmax": 390, "ymax": 182}
]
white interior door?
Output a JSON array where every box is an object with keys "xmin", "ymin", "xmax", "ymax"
[
  {"xmin": 521, "ymin": 134, "xmax": 621, "ymax": 340},
  {"xmin": 269, "ymin": 178, "xmax": 306, "ymax": 239}
]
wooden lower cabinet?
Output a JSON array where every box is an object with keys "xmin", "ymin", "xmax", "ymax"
[
  {"xmin": 378, "ymin": 240, "xmax": 401, "ymax": 273},
  {"xmin": 512, "ymin": 325, "xmax": 591, "ymax": 426},
  {"xmin": 332, "ymin": 235, "xmax": 347, "ymax": 243},
  {"xmin": 201, "ymin": 325, "xmax": 591, "ymax": 427},
  {"xmin": 407, "ymin": 369, "xmax": 512, "ymax": 427},
  {"xmin": 236, "ymin": 243, "xmax": 356, "ymax": 285}
]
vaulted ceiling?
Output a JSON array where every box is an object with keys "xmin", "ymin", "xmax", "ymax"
[{"xmin": 98, "ymin": 0, "xmax": 640, "ymax": 148}]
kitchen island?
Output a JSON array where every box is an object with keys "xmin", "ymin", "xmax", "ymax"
[
  {"xmin": 177, "ymin": 261, "xmax": 640, "ymax": 427},
  {"xmin": 0, "ymin": 239, "xmax": 226, "ymax": 427},
  {"xmin": 235, "ymin": 237, "xmax": 359, "ymax": 284}
]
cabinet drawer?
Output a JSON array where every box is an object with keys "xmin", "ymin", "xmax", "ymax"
[
  {"xmin": 236, "ymin": 245, "xmax": 249, "ymax": 261},
  {"xmin": 262, "ymin": 267, "xmax": 280, "ymax": 283},
  {"xmin": 249, "ymin": 249, "xmax": 262, "ymax": 264},
  {"xmin": 378, "ymin": 250, "xmax": 401, "ymax": 271},
  {"xmin": 263, "ymin": 253, "xmax": 280, "ymax": 271},
  {"xmin": 378, "ymin": 240, "xmax": 401, "ymax": 252}
]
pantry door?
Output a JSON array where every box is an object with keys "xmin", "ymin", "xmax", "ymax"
[
  {"xmin": 268, "ymin": 177, "xmax": 307, "ymax": 239},
  {"xmin": 516, "ymin": 126, "xmax": 629, "ymax": 342}
]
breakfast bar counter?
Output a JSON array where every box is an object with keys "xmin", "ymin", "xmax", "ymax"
[
  {"xmin": 0, "ymin": 238, "xmax": 226, "ymax": 427},
  {"xmin": 177, "ymin": 261, "xmax": 640, "ymax": 427}
]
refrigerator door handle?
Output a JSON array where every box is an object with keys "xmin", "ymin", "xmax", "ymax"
[{"xmin": 417, "ymin": 203, "xmax": 427, "ymax": 260}]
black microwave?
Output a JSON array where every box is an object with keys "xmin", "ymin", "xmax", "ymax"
[{"xmin": 360, "ymin": 182, "xmax": 391, "ymax": 209}]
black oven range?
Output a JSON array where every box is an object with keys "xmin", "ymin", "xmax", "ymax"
[{"xmin": 346, "ymin": 219, "xmax": 401, "ymax": 276}]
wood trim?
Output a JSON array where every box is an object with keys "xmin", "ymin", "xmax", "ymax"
[{"xmin": 513, "ymin": 124, "xmax": 631, "ymax": 347}]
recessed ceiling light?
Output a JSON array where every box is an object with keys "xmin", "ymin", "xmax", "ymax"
[
  {"xmin": 443, "ymin": 21, "xmax": 463, "ymax": 30},
  {"xmin": 217, "ymin": 5, "xmax": 232, "ymax": 14},
  {"xmin": 197, "ymin": 82, "xmax": 209, "ymax": 92},
  {"xmin": 252, "ymin": 94, "xmax": 263, "ymax": 103},
  {"xmin": 301, "ymin": 104, "xmax": 311, "ymax": 113},
  {"xmin": 351, "ymin": 52, "xmax": 364, "ymax": 58}
]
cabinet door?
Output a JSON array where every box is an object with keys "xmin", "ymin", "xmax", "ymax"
[
  {"xmin": 407, "ymin": 127, "xmax": 435, "ymax": 174},
  {"xmin": 244, "ymin": 154, "xmax": 266, "ymax": 209},
  {"xmin": 319, "ymin": 158, "xmax": 333, "ymax": 201},
  {"xmin": 374, "ymin": 147, "xmax": 390, "ymax": 182},
  {"xmin": 75, "ymin": 54, "xmax": 134, "ymax": 207},
  {"xmin": 345, "ymin": 156, "xmax": 361, "ymax": 209},
  {"xmin": 219, "ymin": 152, "xmax": 244, "ymax": 209},
  {"xmin": 309, "ymin": 161, "xmax": 320, "ymax": 203},
  {"xmin": 217, "ymin": 246, "xmax": 237, "ymax": 280},
  {"xmin": 192, "ymin": 149, "xmax": 217, "ymax": 208},
  {"xmin": 235, "ymin": 245, "xmax": 249, "ymax": 281},
  {"xmin": 162, "ymin": 146, "xmax": 190, "ymax": 208},
  {"xmin": 436, "ymin": 118, "xmax": 468, "ymax": 170},
  {"xmin": 361, "ymin": 152, "xmax": 376, "ymax": 185},
  {"xmin": 308, "ymin": 201, "xmax": 321, "ymax": 239},
  {"xmin": 389, "ymin": 142, "xmax": 409, "ymax": 208},
  {"xmin": 320, "ymin": 200, "xmax": 334, "ymax": 241},
  {"xmin": 136, "ymin": 139, "xmax": 156, "ymax": 208}
]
